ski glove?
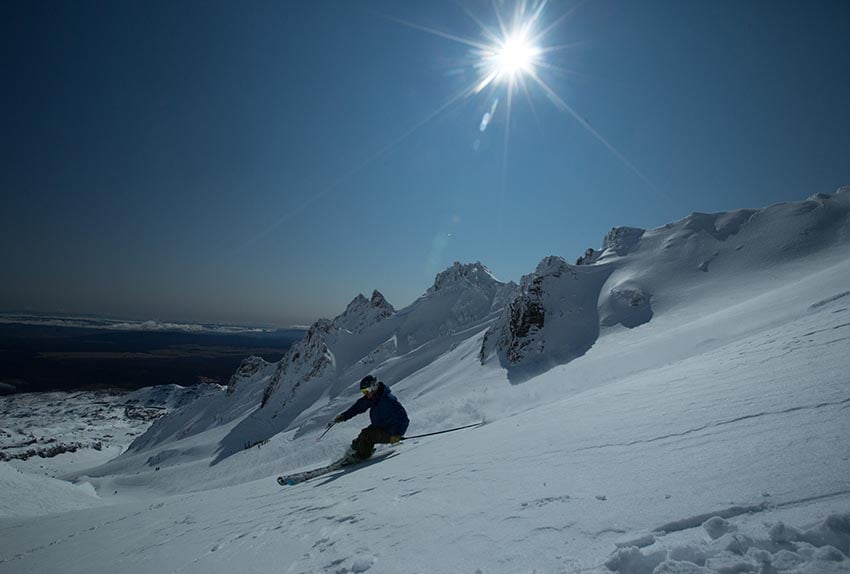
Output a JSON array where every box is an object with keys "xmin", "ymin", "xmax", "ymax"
[
  {"xmin": 389, "ymin": 435, "xmax": 402, "ymax": 445},
  {"xmin": 334, "ymin": 414, "xmax": 346, "ymax": 424}
]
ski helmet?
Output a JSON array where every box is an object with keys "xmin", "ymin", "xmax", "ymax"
[{"xmin": 359, "ymin": 374, "xmax": 378, "ymax": 391}]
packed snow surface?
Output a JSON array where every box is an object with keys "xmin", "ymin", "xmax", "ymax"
[{"xmin": 1, "ymin": 190, "xmax": 849, "ymax": 573}]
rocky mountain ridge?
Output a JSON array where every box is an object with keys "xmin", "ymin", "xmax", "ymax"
[{"xmin": 127, "ymin": 260, "xmax": 514, "ymax": 456}]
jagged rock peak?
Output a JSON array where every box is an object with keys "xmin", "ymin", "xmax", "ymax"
[
  {"xmin": 261, "ymin": 320, "xmax": 335, "ymax": 408},
  {"xmin": 226, "ymin": 355, "xmax": 269, "ymax": 395},
  {"xmin": 428, "ymin": 261, "xmax": 500, "ymax": 293},
  {"xmin": 370, "ymin": 290, "xmax": 393, "ymax": 311},
  {"xmin": 533, "ymin": 256, "xmax": 573, "ymax": 278},
  {"xmin": 350, "ymin": 293, "xmax": 368, "ymax": 305},
  {"xmin": 310, "ymin": 318, "xmax": 336, "ymax": 335},
  {"xmin": 339, "ymin": 290, "xmax": 394, "ymax": 316},
  {"xmin": 334, "ymin": 289, "xmax": 395, "ymax": 333},
  {"xmin": 602, "ymin": 226, "xmax": 645, "ymax": 256}
]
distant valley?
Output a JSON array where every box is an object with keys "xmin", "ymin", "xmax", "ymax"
[{"xmin": 0, "ymin": 321, "xmax": 304, "ymax": 394}]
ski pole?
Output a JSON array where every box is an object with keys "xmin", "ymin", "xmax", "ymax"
[
  {"xmin": 401, "ymin": 421, "xmax": 483, "ymax": 441},
  {"xmin": 316, "ymin": 421, "xmax": 336, "ymax": 442}
]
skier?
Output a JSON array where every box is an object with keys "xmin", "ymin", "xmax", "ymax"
[{"xmin": 333, "ymin": 375, "xmax": 409, "ymax": 460}]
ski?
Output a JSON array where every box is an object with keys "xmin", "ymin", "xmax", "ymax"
[
  {"xmin": 277, "ymin": 459, "xmax": 348, "ymax": 486},
  {"xmin": 277, "ymin": 421, "xmax": 482, "ymax": 485},
  {"xmin": 277, "ymin": 451, "xmax": 394, "ymax": 486}
]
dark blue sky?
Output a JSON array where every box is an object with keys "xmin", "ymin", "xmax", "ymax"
[{"xmin": 3, "ymin": 1, "xmax": 849, "ymax": 326}]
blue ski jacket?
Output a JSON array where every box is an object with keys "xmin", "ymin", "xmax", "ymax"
[{"xmin": 340, "ymin": 382, "xmax": 409, "ymax": 436}]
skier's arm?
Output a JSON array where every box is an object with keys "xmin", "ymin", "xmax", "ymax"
[{"xmin": 337, "ymin": 397, "xmax": 370, "ymax": 422}]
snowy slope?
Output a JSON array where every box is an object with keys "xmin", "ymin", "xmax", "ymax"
[
  {"xmin": 1, "ymin": 190, "xmax": 849, "ymax": 573},
  {"xmin": 0, "ymin": 463, "xmax": 102, "ymax": 517},
  {"xmin": 0, "ymin": 384, "xmax": 223, "ymax": 476},
  {"xmin": 483, "ymin": 189, "xmax": 850, "ymax": 381},
  {"xmin": 107, "ymin": 262, "xmax": 515, "ymax": 475},
  {"xmin": 0, "ymin": 384, "xmax": 223, "ymax": 518}
]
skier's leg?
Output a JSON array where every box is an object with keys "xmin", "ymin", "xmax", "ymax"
[
  {"xmin": 350, "ymin": 428, "xmax": 371, "ymax": 459},
  {"xmin": 351, "ymin": 425, "xmax": 391, "ymax": 459}
]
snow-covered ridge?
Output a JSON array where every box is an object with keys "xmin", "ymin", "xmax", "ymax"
[
  {"xmin": 426, "ymin": 260, "xmax": 499, "ymax": 293},
  {"xmin": 119, "ymin": 262, "xmax": 513, "ymax": 461},
  {"xmin": 99, "ymin": 189, "xmax": 849, "ymax": 481},
  {"xmin": 484, "ymin": 189, "xmax": 850, "ymax": 379},
  {"xmin": 602, "ymin": 225, "xmax": 645, "ymax": 256},
  {"xmin": 127, "ymin": 358, "xmax": 273, "ymax": 453},
  {"xmin": 333, "ymin": 290, "xmax": 395, "ymax": 334}
]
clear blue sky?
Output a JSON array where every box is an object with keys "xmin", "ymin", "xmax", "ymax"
[{"xmin": 2, "ymin": 1, "xmax": 849, "ymax": 327}]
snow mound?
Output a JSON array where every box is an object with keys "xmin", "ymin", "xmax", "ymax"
[
  {"xmin": 603, "ymin": 513, "xmax": 850, "ymax": 574},
  {"xmin": 0, "ymin": 462, "xmax": 101, "ymax": 517},
  {"xmin": 599, "ymin": 283, "xmax": 653, "ymax": 328}
]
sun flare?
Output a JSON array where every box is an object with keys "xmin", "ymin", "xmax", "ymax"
[
  {"xmin": 492, "ymin": 33, "xmax": 540, "ymax": 82},
  {"xmin": 475, "ymin": 29, "xmax": 541, "ymax": 93},
  {"xmin": 384, "ymin": 1, "xmax": 654, "ymax": 190}
]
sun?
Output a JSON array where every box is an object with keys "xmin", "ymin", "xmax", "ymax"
[
  {"xmin": 379, "ymin": 2, "xmax": 657, "ymax": 192},
  {"xmin": 475, "ymin": 28, "xmax": 541, "ymax": 93},
  {"xmin": 491, "ymin": 32, "xmax": 540, "ymax": 82}
]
